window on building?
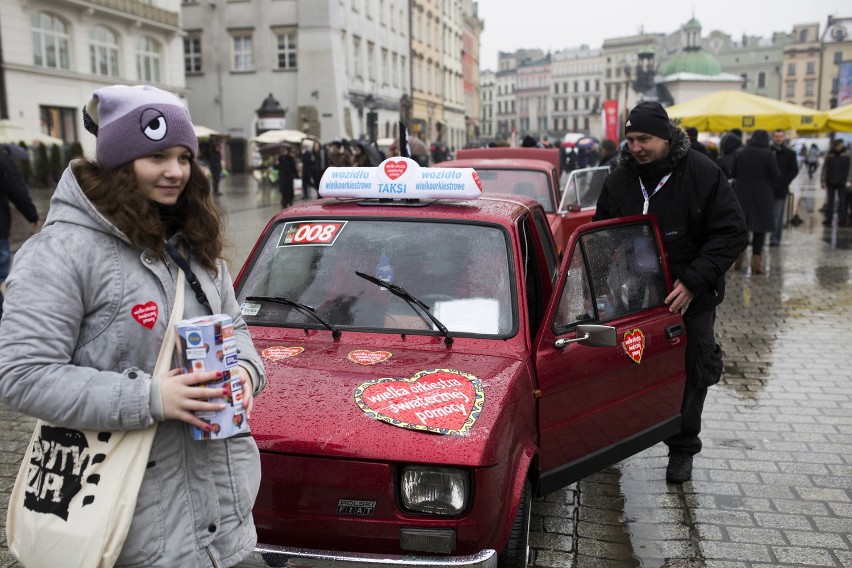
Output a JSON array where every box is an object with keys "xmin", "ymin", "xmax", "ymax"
[
  {"xmin": 381, "ymin": 48, "xmax": 389, "ymax": 85},
  {"xmin": 757, "ymin": 72, "xmax": 766, "ymax": 88},
  {"xmin": 380, "ymin": 0, "xmax": 385, "ymax": 25},
  {"xmin": 230, "ymin": 32, "xmax": 254, "ymax": 71},
  {"xmin": 741, "ymin": 73, "xmax": 748, "ymax": 88},
  {"xmin": 834, "ymin": 51, "xmax": 843, "ymax": 64},
  {"xmin": 806, "ymin": 61, "xmax": 815, "ymax": 75},
  {"xmin": 136, "ymin": 36, "xmax": 161, "ymax": 82},
  {"xmin": 90, "ymin": 25, "xmax": 119, "ymax": 77},
  {"xmin": 401, "ymin": 55, "xmax": 407, "ymax": 90},
  {"xmin": 353, "ymin": 36, "xmax": 362, "ymax": 78},
  {"xmin": 40, "ymin": 105, "xmax": 77, "ymax": 144},
  {"xmin": 787, "ymin": 62, "xmax": 795, "ymax": 76},
  {"xmin": 786, "ymin": 82, "xmax": 795, "ymax": 98},
  {"xmin": 184, "ymin": 32, "xmax": 202, "ymax": 74},
  {"xmin": 31, "ymin": 12, "xmax": 70, "ymax": 69},
  {"xmin": 799, "ymin": 29, "xmax": 808, "ymax": 43},
  {"xmin": 392, "ymin": 52, "xmax": 399, "ymax": 87},
  {"xmin": 805, "ymin": 79, "xmax": 814, "ymax": 97},
  {"xmin": 367, "ymin": 41, "xmax": 375, "ymax": 80},
  {"xmin": 275, "ymin": 30, "xmax": 297, "ymax": 70}
]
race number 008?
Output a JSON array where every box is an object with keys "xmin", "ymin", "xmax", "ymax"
[{"xmin": 292, "ymin": 223, "xmax": 339, "ymax": 243}]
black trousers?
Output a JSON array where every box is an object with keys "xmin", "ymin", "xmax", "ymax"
[{"xmin": 665, "ymin": 308, "xmax": 718, "ymax": 456}]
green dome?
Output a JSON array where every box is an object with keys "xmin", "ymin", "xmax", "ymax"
[
  {"xmin": 662, "ymin": 50, "xmax": 722, "ymax": 76},
  {"xmin": 683, "ymin": 17, "xmax": 702, "ymax": 30}
]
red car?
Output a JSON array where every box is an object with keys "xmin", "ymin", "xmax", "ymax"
[
  {"xmin": 235, "ymin": 158, "xmax": 686, "ymax": 568},
  {"xmin": 438, "ymin": 148, "xmax": 608, "ymax": 255}
]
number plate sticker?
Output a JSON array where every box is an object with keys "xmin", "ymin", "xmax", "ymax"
[{"xmin": 278, "ymin": 220, "xmax": 347, "ymax": 247}]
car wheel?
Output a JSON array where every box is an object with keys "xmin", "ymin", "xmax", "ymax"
[{"xmin": 498, "ymin": 478, "xmax": 532, "ymax": 568}]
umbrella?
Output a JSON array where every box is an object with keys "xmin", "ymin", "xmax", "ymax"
[
  {"xmin": 193, "ymin": 125, "xmax": 227, "ymax": 140},
  {"xmin": 258, "ymin": 143, "xmax": 292, "ymax": 156},
  {"xmin": 665, "ymin": 90, "xmax": 828, "ymax": 132},
  {"xmin": 1, "ymin": 143, "xmax": 29, "ymax": 160},
  {"xmin": 0, "ymin": 119, "xmax": 63, "ymax": 145},
  {"xmin": 826, "ymin": 103, "xmax": 852, "ymax": 132},
  {"xmin": 250, "ymin": 129, "xmax": 308, "ymax": 145},
  {"xmin": 355, "ymin": 139, "xmax": 383, "ymax": 166},
  {"xmin": 575, "ymin": 136, "xmax": 598, "ymax": 150},
  {"xmin": 392, "ymin": 135, "xmax": 428, "ymax": 157}
]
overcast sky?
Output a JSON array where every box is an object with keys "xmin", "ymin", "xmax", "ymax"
[{"xmin": 478, "ymin": 0, "xmax": 849, "ymax": 71}]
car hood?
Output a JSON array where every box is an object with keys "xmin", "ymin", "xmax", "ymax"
[{"xmin": 249, "ymin": 334, "xmax": 530, "ymax": 467}]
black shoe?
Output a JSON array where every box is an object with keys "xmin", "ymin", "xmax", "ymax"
[
  {"xmin": 769, "ymin": 242, "xmax": 780, "ymax": 247},
  {"xmin": 666, "ymin": 453, "xmax": 693, "ymax": 484}
]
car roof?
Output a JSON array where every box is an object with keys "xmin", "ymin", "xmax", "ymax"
[
  {"xmin": 266, "ymin": 195, "xmax": 541, "ymax": 228},
  {"xmin": 436, "ymin": 158, "xmax": 556, "ymax": 173}
]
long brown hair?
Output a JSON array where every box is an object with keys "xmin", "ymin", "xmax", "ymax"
[{"xmin": 72, "ymin": 157, "xmax": 223, "ymax": 272}]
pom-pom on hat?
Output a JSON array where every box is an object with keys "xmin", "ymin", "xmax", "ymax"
[
  {"xmin": 624, "ymin": 101, "xmax": 672, "ymax": 141},
  {"xmin": 83, "ymin": 85, "xmax": 198, "ymax": 170}
]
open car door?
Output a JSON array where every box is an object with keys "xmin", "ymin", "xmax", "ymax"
[{"xmin": 533, "ymin": 215, "xmax": 687, "ymax": 494}]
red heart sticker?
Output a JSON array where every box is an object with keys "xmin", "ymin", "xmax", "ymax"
[
  {"xmin": 261, "ymin": 346, "xmax": 305, "ymax": 361},
  {"xmin": 472, "ymin": 171, "xmax": 482, "ymax": 191},
  {"xmin": 348, "ymin": 350, "xmax": 392, "ymax": 365},
  {"xmin": 131, "ymin": 302, "xmax": 158, "ymax": 329},
  {"xmin": 383, "ymin": 160, "xmax": 408, "ymax": 180},
  {"xmin": 623, "ymin": 329, "xmax": 645, "ymax": 364},
  {"xmin": 354, "ymin": 369, "xmax": 485, "ymax": 435}
]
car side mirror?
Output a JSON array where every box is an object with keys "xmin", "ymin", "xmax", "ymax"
[{"xmin": 554, "ymin": 324, "xmax": 617, "ymax": 349}]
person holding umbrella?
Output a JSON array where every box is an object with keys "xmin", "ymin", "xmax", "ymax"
[{"xmin": 276, "ymin": 144, "xmax": 297, "ymax": 208}]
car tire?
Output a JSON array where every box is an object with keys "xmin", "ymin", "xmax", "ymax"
[{"xmin": 498, "ymin": 478, "xmax": 532, "ymax": 568}]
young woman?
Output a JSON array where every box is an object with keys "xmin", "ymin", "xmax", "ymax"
[{"xmin": 0, "ymin": 85, "xmax": 265, "ymax": 567}]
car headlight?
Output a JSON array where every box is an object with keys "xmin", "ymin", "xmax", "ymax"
[{"xmin": 400, "ymin": 466, "xmax": 470, "ymax": 515}]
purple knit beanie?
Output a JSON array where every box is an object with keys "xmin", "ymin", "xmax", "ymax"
[{"xmin": 83, "ymin": 85, "xmax": 198, "ymax": 170}]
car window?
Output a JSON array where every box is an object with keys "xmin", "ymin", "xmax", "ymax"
[
  {"xmin": 237, "ymin": 219, "xmax": 516, "ymax": 337},
  {"xmin": 474, "ymin": 169, "xmax": 553, "ymax": 212},
  {"xmin": 559, "ymin": 166, "xmax": 610, "ymax": 211},
  {"xmin": 553, "ymin": 223, "xmax": 667, "ymax": 332}
]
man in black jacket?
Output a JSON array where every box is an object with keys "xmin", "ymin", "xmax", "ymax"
[
  {"xmin": 770, "ymin": 130, "xmax": 799, "ymax": 246},
  {"xmin": 821, "ymin": 139, "xmax": 850, "ymax": 226},
  {"xmin": 0, "ymin": 147, "xmax": 39, "ymax": 318},
  {"xmin": 594, "ymin": 102, "xmax": 747, "ymax": 483}
]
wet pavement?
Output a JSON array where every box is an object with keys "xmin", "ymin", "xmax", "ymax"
[{"xmin": 1, "ymin": 169, "xmax": 851, "ymax": 567}]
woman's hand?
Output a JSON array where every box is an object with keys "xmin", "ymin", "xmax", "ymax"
[
  {"xmin": 160, "ymin": 368, "xmax": 228, "ymax": 431},
  {"xmin": 234, "ymin": 365, "xmax": 255, "ymax": 420}
]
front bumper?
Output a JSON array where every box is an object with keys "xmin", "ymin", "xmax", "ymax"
[{"xmin": 253, "ymin": 545, "xmax": 498, "ymax": 568}]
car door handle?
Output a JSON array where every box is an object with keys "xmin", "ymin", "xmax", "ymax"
[{"xmin": 665, "ymin": 324, "xmax": 684, "ymax": 339}]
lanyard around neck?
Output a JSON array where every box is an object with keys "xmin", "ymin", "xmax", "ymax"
[{"xmin": 639, "ymin": 172, "xmax": 672, "ymax": 215}]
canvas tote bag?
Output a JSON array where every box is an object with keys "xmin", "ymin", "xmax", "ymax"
[{"xmin": 6, "ymin": 270, "xmax": 186, "ymax": 568}]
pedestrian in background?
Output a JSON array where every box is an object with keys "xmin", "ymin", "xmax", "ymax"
[
  {"xmin": 594, "ymin": 101, "xmax": 747, "ymax": 484},
  {"xmin": 732, "ymin": 129, "xmax": 781, "ymax": 274},
  {"xmin": 717, "ymin": 130, "xmax": 743, "ymax": 180},
  {"xmin": 276, "ymin": 145, "xmax": 297, "ymax": 208},
  {"xmin": 311, "ymin": 140, "xmax": 326, "ymax": 190},
  {"xmin": 807, "ymin": 143, "xmax": 820, "ymax": 180},
  {"xmin": 686, "ymin": 127, "xmax": 710, "ymax": 157},
  {"xmin": 207, "ymin": 140, "xmax": 222, "ymax": 195},
  {"xmin": 597, "ymin": 139, "xmax": 618, "ymax": 170},
  {"xmin": 769, "ymin": 129, "xmax": 799, "ymax": 246},
  {"xmin": 821, "ymin": 138, "xmax": 850, "ymax": 227},
  {"xmin": 0, "ymin": 84, "xmax": 265, "ymax": 566},
  {"xmin": 300, "ymin": 142, "xmax": 316, "ymax": 200},
  {"xmin": 0, "ymin": 146, "xmax": 39, "ymax": 319}
]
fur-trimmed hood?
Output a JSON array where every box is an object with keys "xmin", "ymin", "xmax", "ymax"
[{"xmin": 616, "ymin": 120, "xmax": 691, "ymax": 171}]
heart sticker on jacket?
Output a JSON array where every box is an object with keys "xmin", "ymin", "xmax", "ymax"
[
  {"xmin": 383, "ymin": 160, "xmax": 408, "ymax": 180},
  {"xmin": 348, "ymin": 350, "xmax": 392, "ymax": 365},
  {"xmin": 623, "ymin": 328, "xmax": 645, "ymax": 364},
  {"xmin": 354, "ymin": 369, "xmax": 485, "ymax": 435},
  {"xmin": 131, "ymin": 302, "xmax": 158, "ymax": 329}
]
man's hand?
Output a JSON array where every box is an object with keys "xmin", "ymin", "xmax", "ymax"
[{"xmin": 665, "ymin": 279, "xmax": 695, "ymax": 315}]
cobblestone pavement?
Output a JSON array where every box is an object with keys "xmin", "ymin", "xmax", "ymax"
[{"xmin": 1, "ymin": 171, "xmax": 850, "ymax": 567}]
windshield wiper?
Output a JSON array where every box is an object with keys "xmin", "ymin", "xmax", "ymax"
[
  {"xmin": 354, "ymin": 271, "xmax": 454, "ymax": 345},
  {"xmin": 245, "ymin": 296, "xmax": 341, "ymax": 339}
]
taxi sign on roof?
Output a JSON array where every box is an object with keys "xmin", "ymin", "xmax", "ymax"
[{"xmin": 318, "ymin": 156, "xmax": 482, "ymax": 200}]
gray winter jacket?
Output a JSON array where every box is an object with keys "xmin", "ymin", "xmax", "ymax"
[{"xmin": 0, "ymin": 163, "xmax": 266, "ymax": 567}]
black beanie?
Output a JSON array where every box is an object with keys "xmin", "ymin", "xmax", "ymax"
[{"xmin": 625, "ymin": 101, "xmax": 671, "ymax": 140}]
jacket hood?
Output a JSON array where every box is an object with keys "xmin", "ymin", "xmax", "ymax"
[
  {"xmin": 720, "ymin": 133, "xmax": 743, "ymax": 155},
  {"xmin": 43, "ymin": 161, "xmax": 131, "ymax": 244},
  {"xmin": 616, "ymin": 119, "xmax": 690, "ymax": 172},
  {"xmin": 747, "ymin": 129, "xmax": 770, "ymax": 148}
]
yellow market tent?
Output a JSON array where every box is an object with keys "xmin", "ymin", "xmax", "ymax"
[
  {"xmin": 665, "ymin": 90, "xmax": 827, "ymax": 132},
  {"xmin": 826, "ymin": 103, "xmax": 852, "ymax": 132}
]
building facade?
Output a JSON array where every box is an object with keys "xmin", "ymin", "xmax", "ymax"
[
  {"xmin": 461, "ymin": 0, "xmax": 482, "ymax": 144},
  {"xmin": 1, "ymin": 0, "xmax": 185, "ymax": 156},
  {"xmin": 181, "ymin": 0, "xmax": 410, "ymax": 171},
  {"xmin": 478, "ymin": 68, "xmax": 494, "ymax": 141},
  {"xmin": 551, "ymin": 45, "xmax": 604, "ymax": 138},
  {"xmin": 515, "ymin": 53, "xmax": 550, "ymax": 141},
  {"xmin": 819, "ymin": 15, "xmax": 852, "ymax": 109},
  {"xmin": 705, "ymin": 31, "xmax": 790, "ymax": 100},
  {"xmin": 782, "ymin": 22, "xmax": 822, "ymax": 107}
]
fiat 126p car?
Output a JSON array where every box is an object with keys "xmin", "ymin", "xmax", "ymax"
[{"xmin": 235, "ymin": 156, "xmax": 687, "ymax": 567}]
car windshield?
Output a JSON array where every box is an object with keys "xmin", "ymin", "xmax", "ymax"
[
  {"xmin": 237, "ymin": 219, "xmax": 515, "ymax": 337},
  {"xmin": 474, "ymin": 169, "xmax": 554, "ymax": 212}
]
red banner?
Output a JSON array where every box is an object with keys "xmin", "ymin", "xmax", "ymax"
[{"xmin": 602, "ymin": 100, "xmax": 620, "ymax": 142}]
